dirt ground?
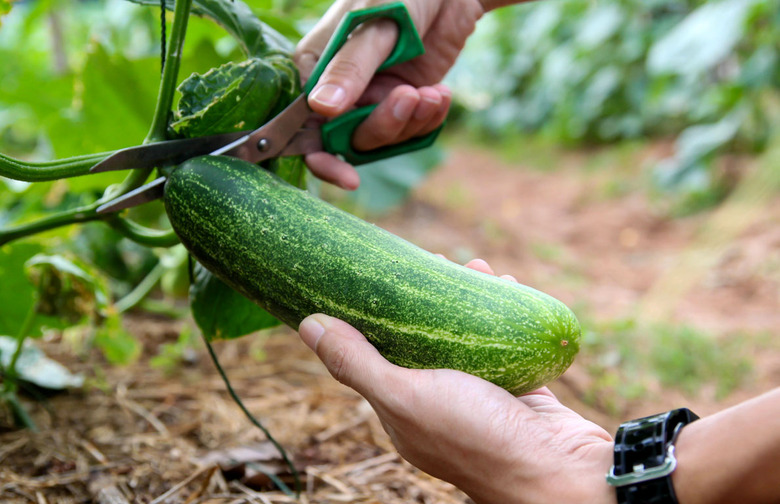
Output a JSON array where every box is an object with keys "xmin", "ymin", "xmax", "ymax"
[{"xmin": 1, "ymin": 143, "xmax": 778, "ymax": 503}]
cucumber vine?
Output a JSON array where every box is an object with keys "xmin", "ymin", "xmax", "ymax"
[{"xmin": 1, "ymin": 0, "xmax": 308, "ymax": 494}]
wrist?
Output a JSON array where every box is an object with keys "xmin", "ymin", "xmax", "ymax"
[
  {"xmin": 672, "ymin": 389, "xmax": 780, "ymax": 504},
  {"xmin": 503, "ymin": 441, "xmax": 616, "ymax": 504}
]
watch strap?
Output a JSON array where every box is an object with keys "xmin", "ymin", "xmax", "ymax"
[{"xmin": 608, "ymin": 408, "xmax": 699, "ymax": 504}]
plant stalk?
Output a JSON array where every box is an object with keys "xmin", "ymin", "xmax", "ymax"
[
  {"xmin": 0, "ymin": 152, "xmax": 111, "ymax": 182},
  {"xmin": 4, "ymin": 300, "xmax": 38, "ymax": 387},
  {"xmin": 107, "ymin": 215, "xmax": 180, "ymax": 247},
  {"xmin": 115, "ymin": 261, "xmax": 166, "ymax": 313},
  {"xmin": 0, "ymin": 300, "xmax": 39, "ymax": 430},
  {"xmin": 145, "ymin": 0, "xmax": 193, "ymax": 144},
  {"xmin": 0, "ymin": 203, "xmax": 102, "ymax": 246}
]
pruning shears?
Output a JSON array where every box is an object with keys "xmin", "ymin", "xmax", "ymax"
[{"xmin": 91, "ymin": 2, "xmax": 442, "ymax": 214}]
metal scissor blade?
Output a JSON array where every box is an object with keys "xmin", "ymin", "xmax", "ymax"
[
  {"xmin": 217, "ymin": 95, "xmax": 312, "ymax": 163},
  {"xmin": 277, "ymin": 129, "xmax": 323, "ymax": 156},
  {"xmin": 96, "ymin": 176, "xmax": 167, "ymax": 214},
  {"xmin": 90, "ymin": 131, "xmax": 248, "ymax": 173}
]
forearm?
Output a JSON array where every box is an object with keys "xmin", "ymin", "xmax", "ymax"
[{"xmin": 672, "ymin": 388, "xmax": 780, "ymax": 504}]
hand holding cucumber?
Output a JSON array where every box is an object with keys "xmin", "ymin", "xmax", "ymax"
[
  {"xmin": 298, "ymin": 259, "xmax": 616, "ymax": 504},
  {"xmin": 298, "ymin": 258, "xmax": 780, "ymax": 504}
]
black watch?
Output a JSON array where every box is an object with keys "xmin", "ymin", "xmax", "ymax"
[{"xmin": 606, "ymin": 408, "xmax": 699, "ymax": 504}]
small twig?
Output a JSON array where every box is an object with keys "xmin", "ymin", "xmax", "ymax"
[
  {"xmin": 0, "ymin": 438, "xmax": 28, "ymax": 464},
  {"xmin": 148, "ymin": 465, "xmax": 213, "ymax": 504},
  {"xmin": 0, "ymin": 463, "xmax": 125, "ymax": 490},
  {"xmin": 328, "ymin": 452, "xmax": 399, "ymax": 477},
  {"xmin": 79, "ymin": 438, "xmax": 109, "ymax": 465},
  {"xmin": 313, "ymin": 415, "xmax": 368, "ymax": 443},
  {"xmin": 182, "ymin": 466, "xmax": 218, "ymax": 504},
  {"xmin": 232, "ymin": 481, "xmax": 273, "ymax": 504},
  {"xmin": 117, "ymin": 395, "xmax": 169, "ymax": 436}
]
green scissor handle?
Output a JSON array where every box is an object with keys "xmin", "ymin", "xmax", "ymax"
[{"xmin": 305, "ymin": 2, "xmax": 444, "ymax": 166}]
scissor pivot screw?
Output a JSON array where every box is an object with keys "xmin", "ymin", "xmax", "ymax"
[{"xmin": 258, "ymin": 138, "xmax": 271, "ymax": 152}]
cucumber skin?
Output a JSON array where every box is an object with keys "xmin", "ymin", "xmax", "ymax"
[{"xmin": 164, "ymin": 155, "xmax": 581, "ymax": 394}]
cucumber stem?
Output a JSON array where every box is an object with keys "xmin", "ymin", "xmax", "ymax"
[
  {"xmin": 0, "ymin": 203, "xmax": 102, "ymax": 246},
  {"xmin": 145, "ymin": 0, "xmax": 193, "ymax": 144},
  {"xmin": 107, "ymin": 215, "xmax": 180, "ymax": 248},
  {"xmin": 0, "ymin": 152, "xmax": 111, "ymax": 182},
  {"xmin": 114, "ymin": 261, "xmax": 166, "ymax": 313}
]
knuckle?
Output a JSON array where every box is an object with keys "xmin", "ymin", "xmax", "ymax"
[
  {"xmin": 326, "ymin": 342, "xmax": 354, "ymax": 385},
  {"xmin": 325, "ymin": 57, "xmax": 366, "ymax": 85}
]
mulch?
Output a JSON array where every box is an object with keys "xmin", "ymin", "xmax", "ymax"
[{"xmin": 0, "ymin": 318, "xmax": 472, "ymax": 504}]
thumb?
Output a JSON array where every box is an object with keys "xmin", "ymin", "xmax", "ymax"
[
  {"xmin": 298, "ymin": 314, "xmax": 395, "ymax": 397},
  {"xmin": 301, "ymin": 19, "xmax": 399, "ymax": 117}
]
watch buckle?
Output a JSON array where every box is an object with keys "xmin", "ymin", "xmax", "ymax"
[{"xmin": 606, "ymin": 445, "xmax": 678, "ymax": 487}]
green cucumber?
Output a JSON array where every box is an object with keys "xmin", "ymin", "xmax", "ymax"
[{"xmin": 164, "ymin": 155, "xmax": 581, "ymax": 394}]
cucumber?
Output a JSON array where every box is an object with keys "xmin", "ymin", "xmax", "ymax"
[{"xmin": 164, "ymin": 155, "xmax": 581, "ymax": 394}]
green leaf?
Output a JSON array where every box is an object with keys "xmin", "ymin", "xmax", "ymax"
[
  {"xmin": 653, "ymin": 110, "xmax": 745, "ymax": 191},
  {"xmin": 25, "ymin": 253, "xmax": 110, "ymax": 323},
  {"xmin": 94, "ymin": 315, "xmax": 141, "ymax": 365},
  {"xmin": 647, "ymin": 0, "xmax": 759, "ymax": 77},
  {"xmin": 127, "ymin": 0, "xmax": 294, "ymax": 57},
  {"xmin": 0, "ymin": 243, "xmax": 42, "ymax": 337},
  {"xmin": 0, "ymin": 0, "xmax": 12, "ymax": 21},
  {"xmin": 171, "ymin": 58, "xmax": 282, "ymax": 137},
  {"xmin": 0, "ymin": 335, "xmax": 84, "ymax": 389},
  {"xmin": 49, "ymin": 42, "xmax": 160, "ymax": 157},
  {"xmin": 190, "ymin": 261, "xmax": 280, "ymax": 341}
]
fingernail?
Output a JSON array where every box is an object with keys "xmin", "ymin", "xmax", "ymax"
[
  {"xmin": 309, "ymin": 84, "xmax": 346, "ymax": 109},
  {"xmin": 393, "ymin": 94, "xmax": 417, "ymax": 121},
  {"xmin": 299, "ymin": 316, "xmax": 325, "ymax": 351}
]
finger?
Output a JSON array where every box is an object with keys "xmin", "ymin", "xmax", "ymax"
[
  {"xmin": 307, "ymin": 19, "xmax": 399, "ymax": 117},
  {"xmin": 304, "ymin": 152, "xmax": 360, "ymax": 190},
  {"xmin": 351, "ymin": 85, "xmax": 421, "ymax": 152},
  {"xmin": 418, "ymin": 83, "xmax": 452, "ymax": 136},
  {"xmin": 464, "ymin": 258, "xmax": 495, "ymax": 276},
  {"xmin": 352, "ymin": 84, "xmax": 450, "ymax": 152},
  {"xmin": 390, "ymin": 85, "xmax": 446, "ymax": 141},
  {"xmin": 500, "ymin": 274, "xmax": 518, "ymax": 283},
  {"xmin": 298, "ymin": 313, "xmax": 398, "ymax": 398},
  {"xmin": 294, "ymin": 1, "xmax": 355, "ymax": 81}
]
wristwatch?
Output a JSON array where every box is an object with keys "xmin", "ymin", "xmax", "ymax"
[{"xmin": 606, "ymin": 408, "xmax": 699, "ymax": 504}]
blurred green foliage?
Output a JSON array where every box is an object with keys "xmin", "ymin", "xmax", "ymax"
[
  {"xmin": 448, "ymin": 0, "xmax": 779, "ymax": 195},
  {"xmin": 580, "ymin": 318, "xmax": 759, "ymax": 415}
]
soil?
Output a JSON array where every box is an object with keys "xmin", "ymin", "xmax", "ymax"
[{"xmin": 1, "ymin": 144, "xmax": 778, "ymax": 503}]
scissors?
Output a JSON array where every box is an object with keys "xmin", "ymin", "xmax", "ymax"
[{"xmin": 92, "ymin": 2, "xmax": 442, "ymax": 214}]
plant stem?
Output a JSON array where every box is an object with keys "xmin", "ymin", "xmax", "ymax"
[
  {"xmin": 7, "ymin": 303, "xmax": 37, "ymax": 381},
  {"xmin": 203, "ymin": 338, "xmax": 301, "ymax": 497},
  {"xmin": 107, "ymin": 215, "xmax": 180, "ymax": 247},
  {"xmin": 0, "ymin": 203, "xmax": 102, "ymax": 246},
  {"xmin": 115, "ymin": 261, "xmax": 166, "ymax": 313},
  {"xmin": 0, "ymin": 152, "xmax": 110, "ymax": 182},
  {"xmin": 4, "ymin": 393, "xmax": 37, "ymax": 430},
  {"xmin": 0, "ymin": 300, "xmax": 39, "ymax": 430},
  {"xmin": 145, "ymin": 0, "xmax": 193, "ymax": 144}
]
